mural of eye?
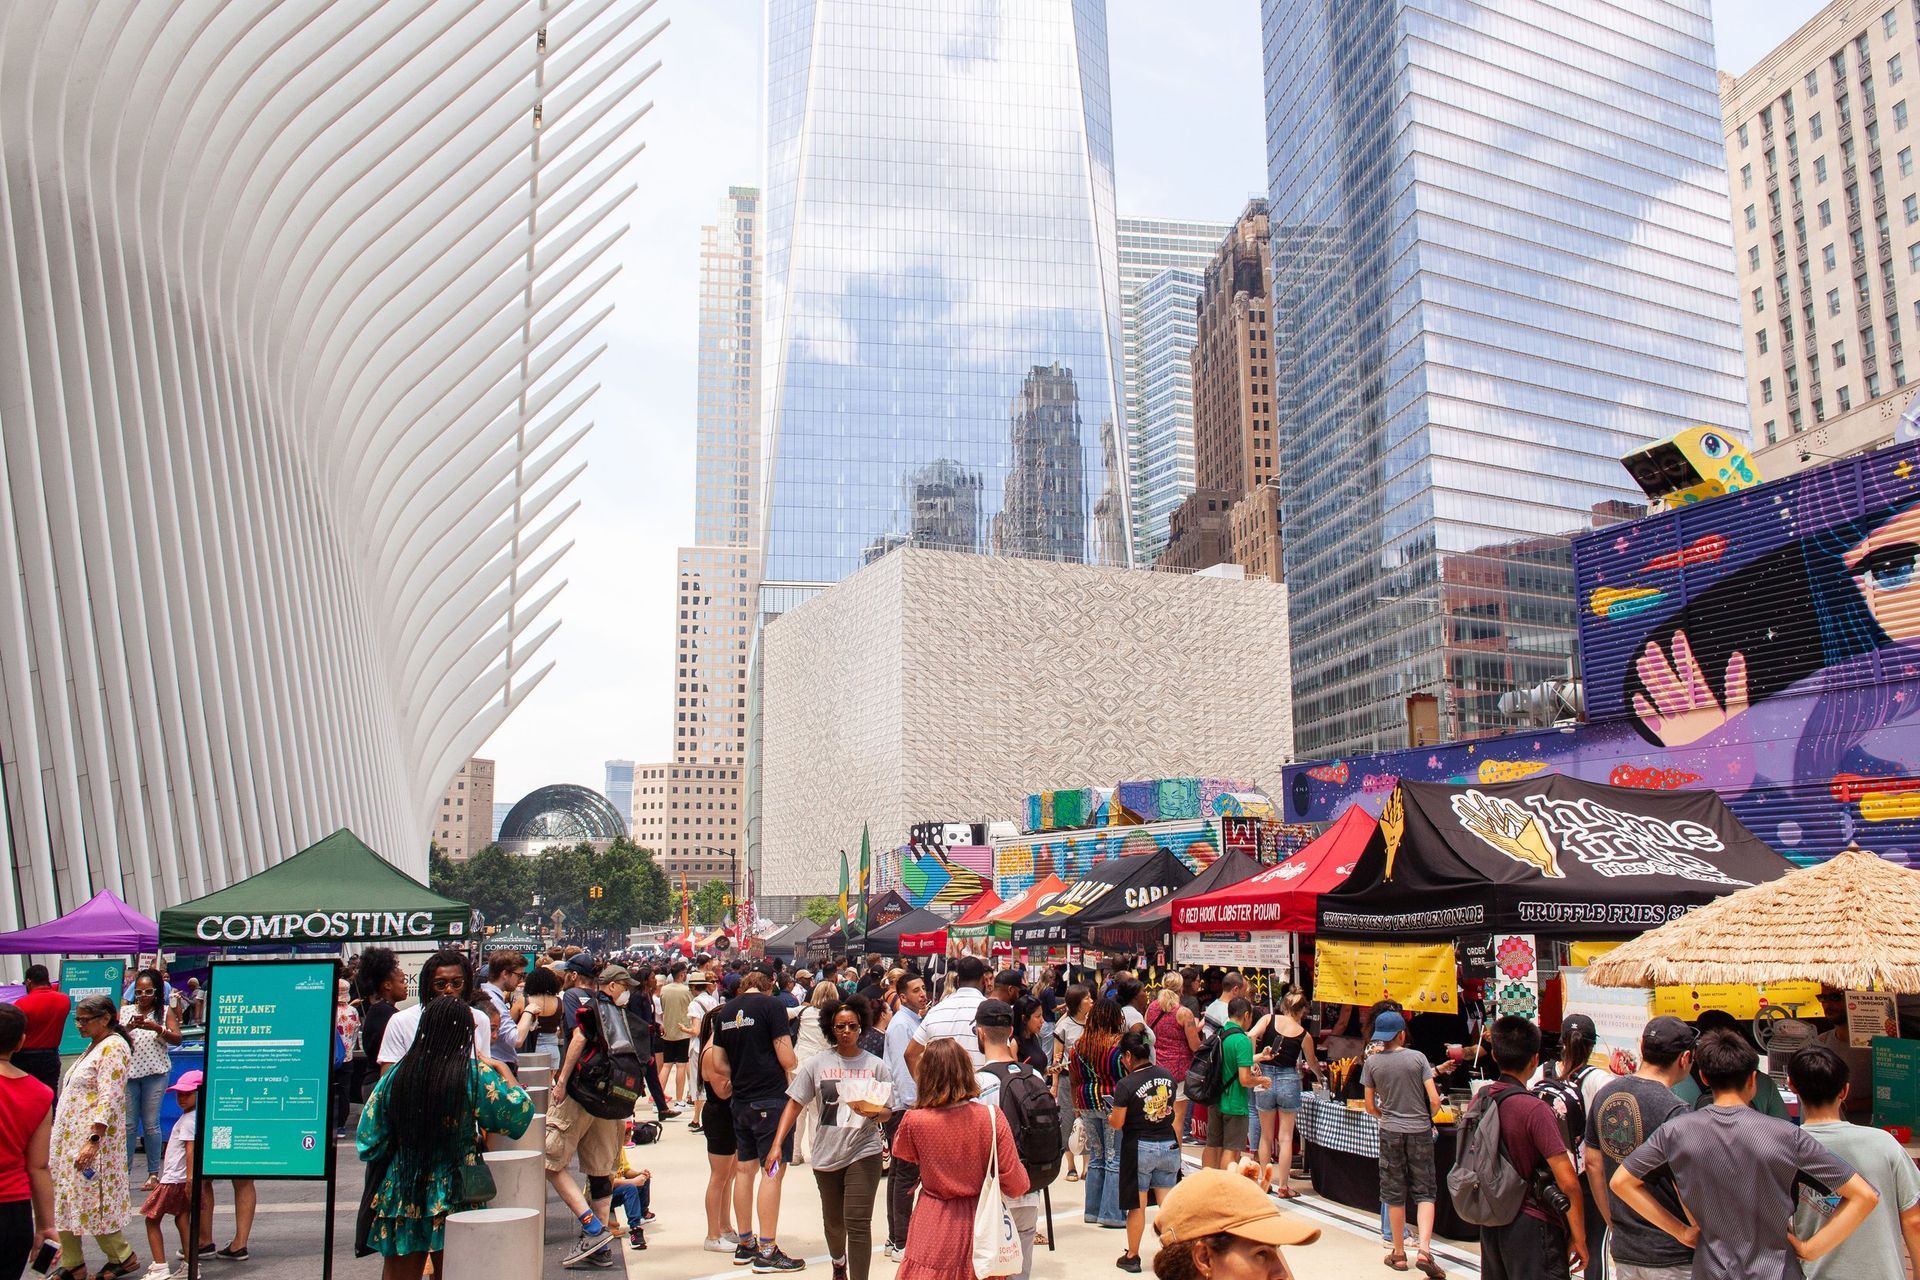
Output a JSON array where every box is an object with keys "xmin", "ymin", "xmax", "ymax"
[
  {"xmin": 1854, "ymin": 541, "xmax": 1919, "ymax": 592},
  {"xmin": 1698, "ymin": 431, "xmax": 1727, "ymax": 457}
]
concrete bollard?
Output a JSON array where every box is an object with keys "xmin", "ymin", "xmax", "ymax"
[
  {"xmin": 517, "ymin": 1063, "xmax": 552, "ymax": 1088},
  {"xmin": 443, "ymin": 1207, "xmax": 540, "ymax": 1279},
  {"xmin": 522, "ymin": 1084, "xmax": 549, "ymax": 1115},
  {"xmin": 484, "ymin": 1149, "xmax": 546, "ymax": 1215},
  {"xmin": 500, "ymin": 1112, "xmax": 546, "ymax": 1153}
]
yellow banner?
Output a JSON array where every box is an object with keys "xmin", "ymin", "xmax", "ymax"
[
  {"xmin": 1567, "ymin": 941, "xmax": 1623, "ymax": 967},
  {"xmin": 1315, "ymin": 939, "xmax": 1457, "ymax": 1015},
  {"xmin": 1651, "ymin": 981, "xmax": 1823, "ymax": 1020}
]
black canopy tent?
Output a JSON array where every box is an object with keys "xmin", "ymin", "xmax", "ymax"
[
  {"xmin": 1082, "ymin": 849, "xmax": 1265, "ymax": 952},
  {"xmin": 1005, "ymin": 848, "xmax": 1195, "ymax": 947},
  {"xmin": 1315, "ymin": 777, "xmax": 1796, "ymax": 940},
  {"xmin": 760, "ymin": 918, "xmax": 821, "ymax": 962},
  {"xmin": 862, "ymin": 907, "xmax": 952, "ymax": 957}
]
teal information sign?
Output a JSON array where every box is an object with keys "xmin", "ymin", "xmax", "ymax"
[
  {"xmin": 57, "ymin": 960, "xmax": 125, "ymax": 1056},
  {"xmin": 200, "ymin": 960, "xmax": 335, "ymax": 1179}
]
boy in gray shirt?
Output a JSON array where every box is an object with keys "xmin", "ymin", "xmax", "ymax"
[
  {"xmin": 1362, "ymin": 1011, "xmax": 1443, "ymax": 1275},
  {"xmin": 1787, "ymin": 1044, "xmax": 1920, "ymax": 1280}
]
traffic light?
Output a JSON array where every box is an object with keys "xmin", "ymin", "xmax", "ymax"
[
  {"xmin": 722, "ymin": 893, "xmax": 733, "ymax": 909},
  {"xmin": 588, "ymin": 884, "xmax": 603, "ymax": 900}
]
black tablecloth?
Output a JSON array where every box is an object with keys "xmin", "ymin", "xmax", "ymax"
[{"xmin": 1297, "ymin": 1096, "xmax": 1474, "ymax": 1242}]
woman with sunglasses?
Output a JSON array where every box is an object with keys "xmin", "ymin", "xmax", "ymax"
[
  {"xmin": 49, "ymin": 997, "xmax": 138, "ymax": 1280},
  {"xmin": 119, "ymin": 969, "xmax": 180, "ymax": 1193},
  {"xmin": 767, "ymin": 994, "xmax": 893, "ymax": 1280}
]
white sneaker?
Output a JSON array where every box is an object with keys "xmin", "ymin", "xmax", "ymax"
[
  {"xmin": 707, "ymin": 1238, "xmax": 738, "ymax": 1253},
  {"xmin": 882, "ymin": 1243, "xmax": 905, "ymax": 1262}
]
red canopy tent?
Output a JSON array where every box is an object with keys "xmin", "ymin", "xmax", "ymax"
[
  {"xmin": 900, "ymin": 889, "xmax": 1003, "ymax": 956},
  {"xmin": 1172, "ymin": 805, "xmax": 1375, "ymax": 935}
]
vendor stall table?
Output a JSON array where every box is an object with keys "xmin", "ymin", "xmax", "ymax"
[{"xmin": 1296, "ymin": 1094, "xmax": 1473, "ymax": 1241}]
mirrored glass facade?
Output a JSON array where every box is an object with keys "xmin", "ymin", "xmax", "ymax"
[
  {"xmin": 760, "ymin": 0, "xmax": 1130, "ymax": 616},
  {"xmin": 1262, "ymin": 0, "xmax": 1749, "ymax": 759}
]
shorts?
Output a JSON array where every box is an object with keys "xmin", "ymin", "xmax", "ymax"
[
  {"xmin": 1255, "ymin": 1067, "xmax": 1302, "ymax": 1112},
  {"xmin": 662, "ymin": 1039, "xmax": 690, "ymax": 1064},
  {"xmin": 703, "ymin": 1095, "xmax": 737, "ymax": 1157},
  {"xmin": 544, "ymin": 1092, "xmax": 625, "ymax": 1176},
  {"xmin": 732, "ymin": 1095, "xmax": 795, "ymax": 1165},
  {"xmin": 1377, "ymin": 1129, "xmax": 1438, "ymax": 1207},
  {"xmin": 140, "ymin": 1180, "xmax": 213, "ymax": 1221},
  {"xmin": 1612, "ymin": 1266, "xmax": 1693, "ymax": 1280},
  {"xmin": 1135, "ymin": 1138, "xmax": 1180, "ymax": 1190},
  {"xmin": 1206, "ymin": 1111, "xmax": 1250, "ymax": 1153}
]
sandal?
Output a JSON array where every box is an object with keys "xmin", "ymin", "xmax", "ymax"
[
  {"xmin": 51, "ymin": 1268, "xmax": 88, "ymax": 1280},
  {"xmin": 1384, "ymin": 1253, "xmax": 1410, "ymax": 1272},
  {"xmin": 95, "ymin": 1259, "xmax": 142, "ymax": 1280},
  {"xmin": 1065, "ymin": 1170, "xmax": 1081, "ymax": 1182},
  {"xmin": 1274, "ymin": 1186, "xmax": 1302, "ymax": 1199},
  {"xmin": 1415, "ymin": 1255, "xmax": 1446, "ymax": 1279}
]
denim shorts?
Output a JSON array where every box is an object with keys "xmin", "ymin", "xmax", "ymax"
[
  {"xmin": 1135, "ymin": 1138, "xmax": 1181, "ymax": 1190},
  {"xmin": 1255, "ymin": 1067, "xmax": 1302, "ymax": 1112}
]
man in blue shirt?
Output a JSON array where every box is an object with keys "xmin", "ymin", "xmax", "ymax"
[{"xmin": 881, "ymin": 972, "xmax": 930, "ymax": 1261}]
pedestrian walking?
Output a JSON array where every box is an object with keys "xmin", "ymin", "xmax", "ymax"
[
  {"xmin": 356, "ymin": 997, "xmax": 533, "ymax": 1280},
  {"xmin": 1249, "ymin": 989, "xmax": 1319, "ymax": 1199},
  {"xmin": 50, "ymin": 997, "xmax": 138, "ymax": 1280},
  {"xmin": 546, "ymin": 962, "xmax": 641, "ymax": 1267},
  {"xmin": 1147, "ymin": 1167, "xmax": 1320, "ymax": 1280},
  {"xmin": 0, "ymin": 1004, "xmax": 55, "ymax": 1280},
  {"xmin": 889, "ymin": 1039, "xmax": 1030, "ymax": 1280},
  {"xmin": 1109, "ymin": 1029, "xmax": 1177, "ymax": 1274},
  {"xmin": 707, "ymin": 971, "xmax": 804, "ymax": 1272},
  {"xmin": 1362, "ymin": 1009, "xmax": 1444, "ymax": 1276},
  {"xmin": 791, "ymin": 982, "xmax": 838, "ymax": 1164},
  {"xmin": 694, "ymin": 994, "xmax": 743, "ymax": 1254},
  {"xmin": 907, "ymin": 955, "xmax": 990, "ymax": 1075},
  {"xmin": 1146, "ymin": 977, "xmax": 1201, "ymax": 1151},
  {"xmin": 1071, "ymin": 998, "xmax": 1128, "ymax": 1228},
  {"xmin": 119, "ymin": 970, "xmax": 180, "ymax": 1194},
  {"xmin": 1471, "ymin": 1016, "xmax": 1589, "ymax": 1280},
  {"xmin": 659, "ymin": 962, "xmax": 695, "ymax": 1106},
  {"xmin": 770, "ymin": 995, "xmax": 893, "ymax": 1280},
  {"xmin": 881, "ymin": 972, "xmax": 929, "ymax": 1262},
  {"xmin": 1785, "ymin": 1043, "xmax": 1920, "ymax": 1279},
  {"xmin": 10, "ymin": 967, "xmax": 68, "ymax": 1099},
  {"xmin": 1199, "ymin": 997, "xmax": 1262, "ymax": 1173},
  {"xmin": 137, "ymin": 1071, "xmax": 212, "ymax": 1279},
  {"xmin": 1581, "ymin": 1017, "xmax": 1697, "ymax": 1280},
  {"xmin": 1051, "ymin": 985, "xmax": 1091, "ymax": 1183}
]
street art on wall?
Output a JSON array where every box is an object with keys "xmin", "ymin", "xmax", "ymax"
[
  {"xmin": 1026, "ymin": 778, "xmax": 1258, "ymax": 832},
  {"xmin": 1284, "ymin": 441, "xmax": 1920, "ymax": 867},
  {"xmin": 992, "ymin": 817, "xmax": 1223, "ymax": 900}
]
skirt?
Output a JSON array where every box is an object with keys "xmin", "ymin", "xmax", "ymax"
[{"xmin": 141, "ymin": 1180, "xmax": 213, "ymax": 1222}]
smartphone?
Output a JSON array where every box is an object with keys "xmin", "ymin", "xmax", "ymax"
[
  {"xmin": 766, "ymin": 1158, "xmax": 782, "ymax": 1179},
  {"xmin": 31, "ymin": 1241, "xmax": 56, "ymax": 1274}
]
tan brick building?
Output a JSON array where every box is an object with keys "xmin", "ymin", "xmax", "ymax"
[{"xmin": 433, "ymin": 757, "xmax": 495, "ymax": 861}]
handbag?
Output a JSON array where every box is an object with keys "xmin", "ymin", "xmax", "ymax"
[
  {"xmin": 457, "ymin": 1109, "xmax": 498, "ymax": 1206},
  {"xmin": 970, "ymin": 1102, "xmax": 1024, "ymax": 1279}
]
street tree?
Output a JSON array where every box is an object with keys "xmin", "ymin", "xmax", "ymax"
[
  {"xmin": 693, "ymin": 878, "xmax": 730, "ymax": 925},
  {"xmin": 799, "ymin": 895, "xmax": 839, "ymax": 926}
]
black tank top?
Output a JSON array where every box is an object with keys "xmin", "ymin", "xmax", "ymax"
[{"xmin": 1266, "ymin": 1022, "xmax": 1305, "ymax": 1069}]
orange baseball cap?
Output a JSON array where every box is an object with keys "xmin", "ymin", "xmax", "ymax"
[{"xmin": 1155, "ymin": 1170, "xmax": 1321, "ymax": 1248}]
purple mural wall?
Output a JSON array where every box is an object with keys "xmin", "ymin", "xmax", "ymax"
[{"xmin": 1284, "ymin": 440, "xmax": 1920, "ymax": 866}]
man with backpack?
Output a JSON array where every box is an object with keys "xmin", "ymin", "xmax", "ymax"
[
  {"xmin": 1448, "ymin": 1016, "xmax": 1589, "ymax": 1280},
  {"xmin": 977, "ymin": 998, "xmax": 1064, "ymax": 1280},
  {"xmin": 1108, "ymin": 1028, "xmax": 1178, "ymax": 1273},
  {"xmin": 548, "ymin": 963, "xmax": 645, "ymax": 1268},
  {"xmin": 1198, "ymin": 996, "xmax": 1264, "ymax": 1169}
]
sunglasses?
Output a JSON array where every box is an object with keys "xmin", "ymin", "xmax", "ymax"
[{"xmin": 430, "ymin": 976, "xmax": 466, "ymax": 992}]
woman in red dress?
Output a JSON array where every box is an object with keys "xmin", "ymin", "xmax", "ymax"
[{"xmin": 889, "ymin": 1039, "xmax": 1030, "ymax": 1280}]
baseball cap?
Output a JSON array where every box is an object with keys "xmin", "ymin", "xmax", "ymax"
[
  {"xmin": 597, "ymin": 964, "xmax": 632, "ymax": 987},
  {"xmin": 1156, "ymin": 1169, "xmax": 1320, "ymax": 1248},
  {"xmin": 1371, "ymin": 1010, "xmax": 1408, "ymax": 1042},
  {"xmin": 975, "ymin": 999, "xmax": 1016, "ymax": 1029},
  {"xmin": 721, "ymin": 973, "xmax": 742, "ymax": 996},
  {"xmin": 993, "ymin": 969, "xmax": 1025, "ymax": 990},
  {"xmin": 563, "ymin": 954, "xmax": 598, "ymax": 977},
  {"xmin": 1561, "ymin": 1014, "xmax": 1598, "ymax": 1043},
  {"xmin": 1642, "ymin": 1015, "xmax": 1697, "ymax": 1058},
  {"xmin": 167, "ymin": 1070, "xmax": 204, "ymax": 1095}
]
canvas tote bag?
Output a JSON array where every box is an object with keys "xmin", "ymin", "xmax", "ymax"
[{"xmin": 971, "ymin": 1101, "xmax": 1025, "ymax": 1278}]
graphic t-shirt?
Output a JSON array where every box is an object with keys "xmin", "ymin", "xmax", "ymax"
[
  {"xmin": 786, "ymin": 1049, "xmax": 890, "ymax": 1172},
  {"xmin": 1113, "ymin": 1065, "xmax": 1177, "ymax": 1143},
  {"xmin": 1361, "ymin": 1049, "xmax": 1435, "ymax": 1135},
  {"xmin": 1584, "ymin": 1075, "xmax": 1694, "ymax": 1269},
  {"xmin": 1623, "ymin": 1104, "xmax": 1856, "ymax": 1280},
  {"xmin": 713, "ymin": 994, "xmax": 794, "ymax": 1103},
  {"xmin": 1217, "ymin": 1023, "xmax": 1253, "ymax": 1117},
  {"xmin": 1791, "ymin": 1120, "xmax": 1920, "ymax": 1280}
]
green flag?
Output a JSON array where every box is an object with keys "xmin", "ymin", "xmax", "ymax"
[
  {"xmin": 852, "ymin": 824, "xmax": 871, "ymax": 942},
  {"xmin": 837, "ymin": 850, "xmax": 850, "ymax": 931}
]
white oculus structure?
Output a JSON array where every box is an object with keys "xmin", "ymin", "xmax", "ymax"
[{"xmin": 0, "ymin": 0, "xmax": 664, "ymax": 933}]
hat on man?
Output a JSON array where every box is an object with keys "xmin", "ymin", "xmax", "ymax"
[
  {"xmin": 597, "ymin": 964, "xmax": 632, "ymax": 987},
  {"xmin": 721, "ymin": 973, "xmax": 742, "ymax": 996},
  {"xmin": 1156, "ymin": 1169, "xmax": 1320, "ymax": 1248},
  {"xmin": 564, "ymin": 954, "xmax": 599, "ymax": 977},
  {"xmin": 1371, "ymin": 1010, "xmax": 1408, "ymax": 1042},
  {"xmin": 690, "ymin": 970, "xmax": 714, "ymax": 986},
  {"xmin": 1641, "ymin": 1015, "xmax": 1697, "ymax": 1058},
  {"xmin": 975, "ymin": 999, "xmax": 1016, "ymax": 1029}
]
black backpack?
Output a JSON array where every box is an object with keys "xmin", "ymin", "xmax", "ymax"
[
  {"xmin": 1446, "ymin": 1082, "xmax": 1529, "ymax": 1227},
  {"xmin": 1531, "ymin": 1065, "xmax": 1595, "ymax": 1154},
  {"xmin": 981, "ymin": 1061, "xmax": 1064, "ymax": 1191},
  {"xmin": 1184, "ymin": 1018, "xmax": 1228, "ymax": 1107},
  {"xmin": 571, "ymin": 995, "xmax": 647, "ymax": 1121}
]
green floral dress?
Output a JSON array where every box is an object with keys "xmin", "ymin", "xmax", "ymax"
[{"xmin": 356, "ymin": 1061, "xmax": 532, "ymax": 1256}]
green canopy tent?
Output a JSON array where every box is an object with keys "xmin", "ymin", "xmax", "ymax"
[{"xmin": 159, "ymin": 829, "xmax": 473, "ymax": 948}]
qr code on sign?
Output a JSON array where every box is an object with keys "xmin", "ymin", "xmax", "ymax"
[{"xmin": 211, "ymin": 1127, "xmax": 233, "ymax": 1150}]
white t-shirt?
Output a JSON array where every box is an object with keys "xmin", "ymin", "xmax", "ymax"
[
  {"xmin": 162, "ymin": 1113, "xmax": 194, "ymax": 1185},
  {"xmin": 377, "ymin": 1002, "xmax": 493, "ymax": 1065},
  {"xmin": 912, "ymin": 987, "xmax": 987, "ymax": 1068}
]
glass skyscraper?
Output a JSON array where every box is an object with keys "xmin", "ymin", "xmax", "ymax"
[
  {"xmin": 1118, "ymin": 218, "xmax": 1231, "ymax": 565},
  {"xmin": 1262, "ymin": 0, "xmax": 1749, "ymax": 759},
  {"xmin": 759, "ymin": 0, "xmax": 1130, "ymax": 619}
]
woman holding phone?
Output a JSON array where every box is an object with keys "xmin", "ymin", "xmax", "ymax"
[{"xmin": 118, "ymin": 970, "xmax": 180, "ymax": 1192}]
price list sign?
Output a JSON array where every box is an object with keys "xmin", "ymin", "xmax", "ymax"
[{"xmin": 200, "ymin": 960, "xmax": 335, "ymax": 1179}]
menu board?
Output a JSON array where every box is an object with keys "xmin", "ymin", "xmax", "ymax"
[
  {"xmin": 1872, "ymin": 1036, "xmax": 1920, "ymax": 1130},
  {"xmin": 1650, "ymin": 981, "xmax": 1822, "ymax": 1021},
  {"xmin": 1848, "ymin": 992, "xmax": 1899, "ymax": 1048},
  {"xmin": 57, "ymin": 959, "xmax": 125, "ymax": 1055},
  {"xmin": 1176, "ymin": 930, "xmax": 1291, "ymax": 970},
  {"xmin": 1315, "ymin": 940, "xmax": 1457, "ymax": 1014},
  {"xmin": 200, "ymin": 960, "xmax": 335, "ymax": 1179}
]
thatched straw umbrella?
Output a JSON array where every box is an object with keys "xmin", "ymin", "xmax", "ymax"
[{"xmin": 1585, "ymin": 847, "xmax": 1920, "ymax": 993}]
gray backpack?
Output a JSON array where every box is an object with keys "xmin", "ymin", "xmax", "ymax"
[{"xmin": 1445, "ymin": 1082, "xmax": 1528, "ymax": 1227}]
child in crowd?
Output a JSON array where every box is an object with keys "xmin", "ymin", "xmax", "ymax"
[
  {"xmin": 608, "ymin": 1147, "xmax": 652, "ymax": 1251},
  {"xmin": 139, "ymin": 1072, "xmax": 214, "ymax": 1280}
]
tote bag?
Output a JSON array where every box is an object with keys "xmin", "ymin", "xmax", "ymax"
[{"xmin": 971, "ymin": 1102, "xmax": 1025, "ymax": 1278}]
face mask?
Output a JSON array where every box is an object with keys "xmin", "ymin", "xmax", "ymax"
[{"xmin": 613, "ymin": 991, "xmax": 631, "ymax": 1007}]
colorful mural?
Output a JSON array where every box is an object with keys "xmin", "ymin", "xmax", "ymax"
[
  {"xmin": 1025, "ymin": 777, "xmax": 1259, "ymax": 832},
  {"xmin": 1284, "ymin": 441, "xmax": 1920, "ymax": 867},
  {"xmin": 992, "ymin": 817, "xmax": 1222, "ymax": 900}
]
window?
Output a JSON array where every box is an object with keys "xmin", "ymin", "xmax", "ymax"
[
  {"xmin": 1887, "ymin": 6, "xmax": 1900, "ymax": 37},
  {"xmin": 1911, "ymin": 243, "xmax": 1920, "ymax": 271},
  {"xmin": 1739, "ymin": 123, "xmax": 1750, "ymax": 148},
  {"xmin": 1815, "ymin": 396, "xmax": 1827, "ymax": 422},
  {"xmin": 1900, "ymin": 101, "xmax": 1912, "ymax": 130},
  {"xmin": 1895, "ymin": 54, "xmax": 1907, "ymax": 84},
  {"xmin": 1762, "ymin": 377, "xmax": 1775, "ymax": 403},
  {"xmin": 1809, "ymin": 69, "xmax": 1821, "ymax": 96},
  {"xmin": 1835, "ymin": 339, "xmax": 1848, "ymax": 367},
  {"xmin": 1791, "ymin": 408, "xmax": 1805, "ymax": 431},
  {"xmin": 1820, "ymin": 199, "xmax": 1833, "ymax": 226},
  {"xmin": 1757, "ymin": 327, "xmax": 1770, "ymax": 353},
  {"xmin": 1765, "ymin": 419, "xmax": 1779, "ymax": 444},
  {"xmin": 1745, "ymin": 204, "xmax": 1758, "ymax": 229},
  {"xmin": 1830, "ymin": 287, "xmax": 1843, "ymax": 314},
  {"xmin": 1748, "ymin": 245, "xmax": 1760, "ymax": 269},
  {"xmin": 1741, "ymin": 162, "xmax": 1753, "ymax": 189},
  {"xmin": 1904, "ymin": 148, "xmax": 1916, "ymax": 177},
  {"xmin": 1824, "ymin": 244, "xmax": 1838, "ymax": 269},
  {"xmin": 1813, "ymin": 111, "xmax": 1826, "ymax": 140},
  {"xmin": 1815, "ymin": 156, "xmax": 1829, "ymax": 182},
  {"xmin": 1839, "ymin": 386, "xmax": 1853, "ymax": 410},
  {"xmin": 1868, "ymin": 372, "xmax": 1883, "ymax": 396},
  {"xmin": 1909, "ymin": 195, "xmax": 1919, "ymax": 224}
]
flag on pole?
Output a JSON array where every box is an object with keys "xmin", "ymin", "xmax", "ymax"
[
  {"xmin": 680, "ymin": 872, "xmax": 690, "ymax": 930},
  {"xmin": 837, "ymin": 851, "xmax": 850, "ymax": 931},
  {"xmin": 851, "ymin": 824, "xmax": 871, "ymax": 944}
]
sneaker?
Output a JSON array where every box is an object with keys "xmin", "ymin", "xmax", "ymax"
[
  {"xmin": 562, "ymin": 1228, "xmax": 614, "ymax": 1268},
  {"xmin": 832, "ymin": 1261, "xmax": 848, "ymax": 1280},
  {"xmin": 882, "ymin": 1243, "xmax": 905, "ymax": 1262},
  {"xmin": 587, "ymin": 1249, "xmax": 617, "ymax": 1268},
  {"xmin": 734, "ymin": 1239, "xmax": 759, "ymax": 1266},
  {"xmin": 213, "ymin": 1247, "xmax": 248, "ymax": 1262},
  {"xmin": 1116, "ymin": 1253, "xmax": 1143, "ymax": 1274},
  {"xmin": 642, "ymin": 1210, "xmax": 657, "ymax": 1223},
  {"xmin": 751, "ymin": 1247, "xmax": 806, "ymax": 1273},
  {"xmin": 706, "ymin": 1237, "xmax": 738, "ymax": 1253},
  {"xmin": 629, "ymin": 1233, "xmax": 648, "ymax": 1251}
]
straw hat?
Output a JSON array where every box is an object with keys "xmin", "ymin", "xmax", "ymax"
[{"xmin": 1586, "ymin": 847, "xmax": 1920, "ymax": 992}]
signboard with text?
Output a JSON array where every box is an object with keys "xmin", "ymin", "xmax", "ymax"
[
  {"xmin": 58, "ymin": 960, "xmax": 125, "ymax": 1056},
  {"xmin": 200, "ymin": 960, "xmax": 335, "ymax": 1179},
  {"xmin": 1314, "ymin": 939, "xmax": 1457, "ymax": 1014},
  {"xmin": 1175, "ymin": 930, "xmax": 1292, "ymax": 971}
]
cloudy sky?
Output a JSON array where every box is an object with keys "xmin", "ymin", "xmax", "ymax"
[{"xmin": 480, "ymin": 0, "xmax": 1822, "ymax": 807}]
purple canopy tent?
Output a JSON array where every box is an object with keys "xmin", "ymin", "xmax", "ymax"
[{"xmin": 0, "ymin": 890, "xmax": 158, "ymax": 955}]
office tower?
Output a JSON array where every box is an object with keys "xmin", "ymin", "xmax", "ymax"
[
  {"xmin": 603, "ymin": 760, "xmax": 636, "ymax": 830},
  {"xmin": 1262, "ymin": 0, "xmax": 1749, "ymax": 759},
  {"xmin": 759, "ymin": 0, "xmax": 1130, "ymax": 622},
  {"xmin": 904, "ymin": 459, "xmax": 986, "ymax": 554},
  {"xmin": 1118, "ymin": 217, "xmax": 1233, "ymax": 564},
  {"xmin": 1725, "ymin": 2, "xmax": 1920, "ymax": 476},
  {"xmin": 0, "ymin": 3, "xmax": 659, "ymax": 925},
  {"xmin": 994, "ymin": 364, "xmax": 1093, "ymax": 562},
  {"xmin": 433, "ymin": 759, "xmax": 497, "ymax": 862},
  {"xmin": 697, "ymin": 187, "xmax": 762, "ymax": 546}
]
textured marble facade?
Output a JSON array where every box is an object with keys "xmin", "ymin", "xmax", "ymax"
[{"xmin": 759, "ymin": 550, "xmax": 1293, "ymax": 898}]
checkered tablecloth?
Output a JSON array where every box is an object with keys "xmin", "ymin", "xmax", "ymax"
[{"xmin": 1297, "ymin": 1094, "xmax": 1380, "ymax": 1158}]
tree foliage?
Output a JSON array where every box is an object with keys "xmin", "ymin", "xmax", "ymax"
[
  {"xmin": 429, "ymin": 835, "xmax": 678, "ymax": 939},
  {"xmin": 799, "ymin": 895, "xmax": 839, "ymax": 926},
  {"xmin": 693, "ymin": 878, "xmax": 730, "ymax": 926}
]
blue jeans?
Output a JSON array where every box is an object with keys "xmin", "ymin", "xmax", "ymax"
[
  {"xmin": 610, "ymin": 1180, "xmax": 650, "ymax": 1230},
  {"xmin": 127, "ymin": 1073, "xmax": 168, "ymax": 1179},
  {"xmin": 1082, "ymin": 1112, "xmax": 1123, "ymax": 1227},
  {"xmin": 1135, "ymin": 1138, "xmax": 1180, "ymax": 1190}
]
